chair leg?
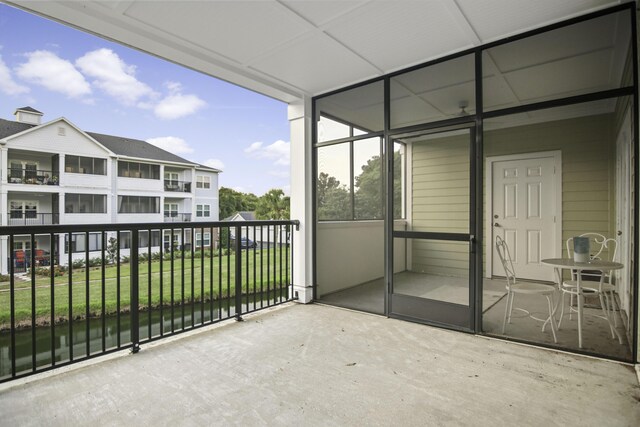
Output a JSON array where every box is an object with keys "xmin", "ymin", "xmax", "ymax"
[
  {"xmin": 502, "ymin": 291, "xmax": 512, "ymax": 334},
  {"xmin": 545, "ymin": 295, "xmax": 557, "ymax": 343},
  {"xmin": 507, "ymin": 292, "xmax": 515, "ymax": 324},
  {"xmin": 558, "ymin": 290, "xmax": 567, "ymax": 330},
  {"xmin": 569, "ymin": 292, "xmax": 574, "ymax": 320},
  {"xmin": 609, "ymin": 291, "xmax": 618, "ymax": 328},
  {"xmin": 598, "ymin": 291, "xmax": 615, "ymax": 339}
]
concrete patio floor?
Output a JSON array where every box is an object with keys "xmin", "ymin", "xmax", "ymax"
[{"xmin": 0, "ymin": 303, "xmax": 639, "ymax": 426}]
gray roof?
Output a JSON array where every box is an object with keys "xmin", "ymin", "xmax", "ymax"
[
  {"xmin": 224, "ymin": 211, "xmax": 256, "ymax": 221},
  {"xmin": 0, "ymin": 114, "xmax": 211, "ymax": 168},
  {"xmin": 196, "ymin": 163, "xmax": 222, "ymax": 173},
  {"xmin": 87, "ymin": 131, "xmax": 196, "ymax": 165},
  {"xmin": 14, "ymin": 106, "xmax": 43, "ymax": 115},
  {"xmin": 0, "ymin": 118, "xmax": 36, "ymax": 139}
]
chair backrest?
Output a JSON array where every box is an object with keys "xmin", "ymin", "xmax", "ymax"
[
  {"xmin": 566, "ymin": 233, "xmax": 617, "ymax": 283},
  {"xmin": 495, "ymin": 236, "xmax": 516, "ymax": 289}
]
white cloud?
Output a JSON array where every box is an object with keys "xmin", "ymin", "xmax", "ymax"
[
  {"xmin": 154, "ymin": 93, "xmax": 206, "ymax": 120},
  {"xmin": 146, "ymin": 136, "xmax": 194, "ymax": 154},
  {"xmin": 0, "ymin": 55, "xmax": 29, "ymax": 95},
  {"xmin": 15, "ymin": 50, "xmax": 91, "ymax": 98},
  {"xmin": 76, "ymin": 48, "xmax": 156, "ymax": 105},
  {"xmin": 204, "ymin": 158, "xmax": 225, "ymax": 171},
  {"xmin": 244, "ymin": 140, "xmax": 290, "ymax": 166},
  {"xmin": 164, "ymin": 81, "xmax": 183, "ymax": 94}
]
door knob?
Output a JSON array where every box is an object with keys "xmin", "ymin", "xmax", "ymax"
[
  {"xmin": 494, "ymin": 214, "xmax": 499, "ymax": 219},
  {"xmin": 494, "ymin": 223, "xmax": 501, "ymax": 227},
  {"xmin": 617, "ymin": 230, "xmax": 622, "ymax": 236}
]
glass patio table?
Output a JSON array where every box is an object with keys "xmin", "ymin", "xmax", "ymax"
[{"xmin": 541, "ymin": 258, "xmax": 623, "ymax": 348}]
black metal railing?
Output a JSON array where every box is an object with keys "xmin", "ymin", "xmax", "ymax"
[
  {"xmin": 7, "ymin": 213, "xmax": 59, "ymax": 226},
  {"xmin": 164, "ymin": 180, "xmax": 191, "ymax": 192},
  {"xmin": 0, "ymin": 219, "xmax": 298, "ymax": 383},
  {"xmin": 163, "ymin": 213, "xmax": 192, "ymax": 222},
  {"xmin": 7, "ymin": 168, "xmax": 59, "ymax": 185}
]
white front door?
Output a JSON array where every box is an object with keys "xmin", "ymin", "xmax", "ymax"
[{"xmin": 492, "ymin": 155, "xmax": 558, "ymax": 281}]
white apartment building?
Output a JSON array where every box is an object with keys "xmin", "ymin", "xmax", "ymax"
[{"xmin": 0, "ymin": 106, "xmax": 220, "ymax": 273}]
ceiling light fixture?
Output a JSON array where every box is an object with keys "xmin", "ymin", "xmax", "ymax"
[{"xmin": 458, "ymin": 101, "xmax": 469, "ymax": 116}]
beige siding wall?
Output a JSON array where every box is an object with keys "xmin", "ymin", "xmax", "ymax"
[
  {"xmin": 484, "ymin": 114, "xmax": 614, "ymax": 270},
  {"xmin": 409, "ymin": 115, "xmax": 615, "ymax": 278},
  {"xmin": 410, "ymin": 134, "xmax": 469, "ymax": 277}
]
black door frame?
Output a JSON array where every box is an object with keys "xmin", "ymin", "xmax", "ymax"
[{"xmin": 385, "ymin": 124, "xmax": 480, "ymax": 333}]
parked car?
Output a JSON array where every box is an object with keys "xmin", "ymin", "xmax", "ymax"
[{"xmin": 240, "ymin": 237, "xmax": 257, "ymax": 249}]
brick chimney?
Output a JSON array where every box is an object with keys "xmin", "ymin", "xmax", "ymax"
[{"xmin": 14, "ymin": 106, "xmax": 43, "ymax": 125}]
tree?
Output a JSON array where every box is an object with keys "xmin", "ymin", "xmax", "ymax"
[
  {"xmin": 354, "ymin": 156, "xmax": 382, "ymax": 219},
  {"xmin": 219, "ymin": 187, "xmax": 259, "ymax": 219},
  {"xmin": 256, "ymin": 188, "xmax": 290, "ymax": 219},
  {"xmin": 317, "ymin": 172, "xmax": 350, "ymax": 220},
  {"xmin": 352, "ymin": 151, "xmax": 403, "ymax": 220}
]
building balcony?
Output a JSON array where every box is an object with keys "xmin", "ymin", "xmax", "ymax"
[
  {"xmin": 7, "ymin": 212, "xmax": 59, "ymax": 226},
  {"xmin": 163, "ymin": 212, "xmax": 192, "ymax": 222},
  {"xmin": 7, "ymin": 168, "xmax": 59, "ymax": 185},
  {"xmin": 164, "ymin": 180, "xmax": 191, "ymax": 192}
]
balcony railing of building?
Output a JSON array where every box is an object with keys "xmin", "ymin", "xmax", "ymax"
[
  {"xmin": 7, "ymin": 213, "xmax": 60, "ymax": 226},
  {"xmin": 7, "ymin": 168, "xmax": 59, "ymax": 186},
  {"xmin": 164, "ymin": 180, "xmax": 191, "ymax": 192},
  {"xmin": 164, "ymin": 213, "xmax": 192, "ymax": 222},
  {"xmin": 0, "ymin": 219, "xmax": 298, "ymax": 383}
]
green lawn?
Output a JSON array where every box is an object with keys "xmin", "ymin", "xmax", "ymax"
[{"xmin": 0, "ymin": 248, "xmax": 290, "ymax": 327}]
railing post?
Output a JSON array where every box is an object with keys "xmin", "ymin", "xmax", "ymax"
[
  {"xmin": 235, "ymin": 225, "xmax": 243, "ymax": 321},
  {"xmin": 130, "ymin": 229, "xmax": 140, "ymax": 353}
]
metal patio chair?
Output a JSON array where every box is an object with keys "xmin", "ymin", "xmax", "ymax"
[{"xmin": 495, "ymin": 235, "xmax": 557, "ymax": 342}]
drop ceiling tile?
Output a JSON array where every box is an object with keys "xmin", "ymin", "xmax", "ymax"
[
  {"xmin": 323, "ymin": 1, "xmax": 473, "ymax": 71},
  {"xmin": 124, "ymin": 1, "xmax": 312, "ymax": 64},
  {"xmin": 281, "ymin": 0, "xmax": 368, "ymax": 26},
  {"xmin": 482, "ymin": 75, "xmax": 519, "ymax": 111},
  {"xmin": 390, "ymin": 94, "xmax": 443, "ymax": 129},
  {"xmin": 456, "ymin": 0, "xmax": 615, "ymax": 42},
  {"xmin": 486, "ymin": 13, "xmax": 617, "ymax": 72},
  {"xmin": 249, "ymin": 33, "xmax": 380, "ymax": 95},
  {"xmin": 504, "ymin": 50, "xmax": 614, "ymax": 102}
]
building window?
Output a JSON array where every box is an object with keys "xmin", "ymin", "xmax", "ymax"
[
  {"xmin": 118, "ymin": 161, "xmax": 160, "ymax": 179},
  {"xmin": 315, "ymin": 118, "xmax": 405, "ymax": 221},
  {"xmin": 196, "ymin": 175, "xmax": 210, "ymax": 189},
  {"xmin": 65, "ymin": 232, "xmax": 102, "ymax": 253},
  {"xmin": 196, "ymin": 232, "xmax": 211, "ymax": 248},
  {"xmin": 196, "ymin": 204, "xmax": 210, "ymax": 217},
  {"xmin": 164, "ymin": 202, "xmax": 179, "ymax": 217},
  {"xmin": 65, "ymin": 155, "xmax": 106, "ymax": 175},
  {"xmin": 65, "ymin": 194, "xmax": 106, "ymax": 213},
  {"xmin": 10, "ymin": 200, "xmax": 38, "ymax": 219},
  {"xmin": 118, "ymin": 196, "xmax": 160, "ymax": 214},
  {"xmin": 139, "ymin": 230, "xmax": 161, "ymax": 248}
]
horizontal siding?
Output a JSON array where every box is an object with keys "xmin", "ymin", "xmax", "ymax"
[
  {"xmin": 411, "ymin": 135, "xmax": 469, "ymax": 275},
  {"xmin": 484, "ymin": 113, "xmax": 614, "ymax": 276}
]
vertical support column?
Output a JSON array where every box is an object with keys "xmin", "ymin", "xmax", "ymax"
[
  {"xmin": 289, "ymin": 96, "xmax": 313, "ymax": 303},
  {"xmin": 57, "ymin": 154, "xmax": 65, "ymax": 187},
  {"xmin": 1, "ymin": 146, "xmax": 8, "ymax": 185}
]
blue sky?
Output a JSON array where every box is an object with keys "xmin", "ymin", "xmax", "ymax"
[{"xmin": 0, "ymin": 3, "xmax": 290, "ymax": 195}]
